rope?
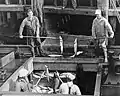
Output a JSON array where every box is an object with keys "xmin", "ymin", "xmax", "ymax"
[{"xmin": 110, "ymin": 0, "xmax": 120, "ymax": 23}]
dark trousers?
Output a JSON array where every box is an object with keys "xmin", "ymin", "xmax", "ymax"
[
  {"xmin": 26, "ymin": 27, "xmax": 41, "ymax": 56},
  {"xmin": 63, "ymin": 0, "xmax": 77, "ymax": 8}
]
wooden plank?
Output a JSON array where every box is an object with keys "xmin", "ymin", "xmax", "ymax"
[
  {"xmin": 0, "ymin": 91, "xmax": 93, "ymax": 96},
  {"xmin": 0, "ymin": 57, "xmax": 33, "ymax": 91},
  {"xmin": 0, "ymin": 5, "xmax": 30, "ymax": 11},
  {"xmin": 34, "ymin": 62, "xmax": 98, "ymax": 71},
  {"xmin": 0, "ymin": 45, "xmax": 31, "ymax": 56},
  {"xmin": 43, "ymin": 6, "xmax": 120, "ymax": 16},
  {"xmin": 101, "ymin": 85, "xmax": 120, "ymax": 96},
  {"xmin": 0, "ymin": 4, "xmax": 117, "ymax": 16},
  {"xmin": 94, "ymin": 70, "xmax": 102, "ymax": 96},
  {"xmin": 31, "ymin": 0, "xmax": 33, "ymax": 10},
  {"xmin": 0, "ymin": 52, "xmax": 15, "ymax": 68},
  {"xmin": 34, "ymin": 63, "xmax": 77, "ymax": 71},
  {"xmin": 33, "ymin": 57, "xmax": 100, "ymax": 64},
  {"xmin": 33, "ymin": 57, "xmax": 99, "ymax": 71},
  {"xmin": 43, "ymin": 6, "xmax": 96, "ymax": 16}
]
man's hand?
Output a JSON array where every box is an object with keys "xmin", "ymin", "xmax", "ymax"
[
  {"xmin": 20, "ymin": 35, "xmax": 23, "ymax": 38},
  {"xmin": 36, "ymin": 35, "xmax": 39, "ymax": 38},
  {"xmin": 110, "ymin": 35, "xmax": 114, "ymax": 38}
]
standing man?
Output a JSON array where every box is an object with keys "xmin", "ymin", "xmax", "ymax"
[
  {"xmin": 59, "ymin": 73, "xmax": 81, "ymax": 95},
  {"xmin": 19, "ymin": 9, "xmax": 41, "ymax": 57},
  {"xmin": 62, "ymin": 0, "xmax": 77, "ymax": 9},
  {"xmin": 92, "ymin": 9, "xmax": 114, "ymax": 62}
]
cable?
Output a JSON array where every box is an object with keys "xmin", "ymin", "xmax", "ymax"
[{"xmin": 110, "ymin": 0, "xmax": 120, "ymax": 23}]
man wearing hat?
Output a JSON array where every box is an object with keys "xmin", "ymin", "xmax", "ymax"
[
  {"xmin": 92, "ymin": 9, "xmax": 114, "ymax": 62},
  {"xmin": 59, "ymin": 73, "xmax": 81, "ymax": 95},
  {"xmin": 15, "ymin": 68, "xmax": 32, "ymax": 92}
]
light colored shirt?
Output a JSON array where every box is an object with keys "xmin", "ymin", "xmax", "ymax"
[
  {"xmin": 15, "ymin": 78, "xmax": 30, "ymax": 92},
  {"xmin": 92, "ymin": 17, "xmax": 114, "ymax": 38},
  {"xmin": 19, "ymin": 16, "xmax": 40, "ymax": 35},
  {"xmin": 59, "ymin": 83, "xmax": 81, "ymax": 95}
]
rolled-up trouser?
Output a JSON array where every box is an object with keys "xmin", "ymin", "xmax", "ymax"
[
  {"xmin": 97, "ymin": 38, "xmax": 108, "ymax": 49},
  {"xmin": 28, "ymin": 38, "xmax": 41, "ymax": 56},
  {"xmin": 95, "ymin": 38, "xmax": 108, "ymax": 58},
  {"xmin": 63, "ymin": 0, "xmax": 77, "ymax": 8}
]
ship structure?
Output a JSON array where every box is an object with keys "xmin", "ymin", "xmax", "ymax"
[{"xmin": 0, "ymin": 0, "xmax": 120, "ymax": 96}]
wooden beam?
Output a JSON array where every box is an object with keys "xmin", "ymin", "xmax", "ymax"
[
  {"xmin": 5, "ymin": 0, "xmax": 9, "ymax": 5},
  {"xmin": 94, "ymin": 67, "xmax": 102, "ymax": 96},
  {"xmin": 33, "ymin": 57, "xmax": 99, "ymax": 71},
  {"xmin": 0, "ymin": 52, "xmax": 15, "ymax": 68},
  {"xmin": 19, "ymin": 0, "xmax": 22, "ymax": 5},
  {"xmin": 0, "ymin": 92, "xmax": 94, "ymax": 96},
  {"xmin": 0, "ymin": 45, "xmax": 32, "ymax": 56},
  {"xmin": 0, "ymin": 4, "xmax": 117, "ymax": 16},
  {"xmin": 97, "ymin": 0, "xmax": 109, "ymax": 19},
  {"xmin": 0, "ymin": 5, "xmax": 31, "ymax": 11},
  {"xmin": 0, "ymin": 57, "xmax": 33, "ymax": 91},
  {"xmin": 43, "ymin": 6, "xmax": 96, "ymax": 16},
  {"xmin": 31, "ymin": 0, "xmax": 33, "ymax": 10},
  {"xmin": 33, "ymin": 57, "xmax": 100, "ymax": 64},
  {"xmin": 43, "ymin": 6, "xmax": 120, "ymax": 16}
]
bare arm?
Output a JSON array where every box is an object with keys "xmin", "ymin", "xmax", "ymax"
[
  {"xmin": 36, "ymin": 17, "xmax": 40, "ymax": 37},
  {"xmin": 92, "ymin": 19, "xmax": 96, "ymax": 38},
  {"xmin": 19, "ymin": 19, "xmax": 26, "ymax": 36},
  {"xmin": 105, "ymin": 19, "xmax": 114, "ymax": 38}
]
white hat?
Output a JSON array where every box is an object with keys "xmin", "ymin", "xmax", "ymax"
[
  {"xmin": 95, "ymin": 9, "xmax": 101, "ymax": 14},
  {"xmin": 64, "ymin": 73, "xmax": 75, "ymax": 81},
  {"xmin": 18, "ymin": 68, "xmax": 29, "ymax": 77}
]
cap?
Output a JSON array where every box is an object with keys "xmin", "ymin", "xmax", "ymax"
[
  {"xmin": 95, "ymin": 9, "xmax": 101, "ymax": 15},
  {"xmin": 27, "ymin": 8, "xmax": 33, "ymax": 13},
  {"xmin": 18, "ymin": 68, "xmax": 29, "ymax": 77},
  {"xmin": 62, "ymin": 73, "xmax": 75, "ymax": 81}
]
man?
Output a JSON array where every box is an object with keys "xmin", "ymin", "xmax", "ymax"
[
  {"xmin": 92, "ymin": 9, "xmax": 114, "ymax": 62},
  {"xmin": 16, "ymin": 68, "xmax": 32, "ymax": 92},
  {"xmin": 19, "ymin": 9, "xmax": 41, "ymax": 57},
  {"xmin": 59, "ymin": 73, "xmax": 81, "ymax": 95},
  {"xmin": 63, "ymin": 0, "xmax": 77, "ymax": 9}
]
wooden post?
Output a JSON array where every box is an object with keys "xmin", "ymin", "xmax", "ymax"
[
  {"xmin": 97, "ymin": 0, "xmax": 109, "ymax": 19},
  {"xmin": 109, "ymin": 0, "xmax": 117, "ymax": 32},
  {"xmin": 90, "ymin": 0, "xmax": 93, "ymax": 7},
  {"xmin": 19, "ymin": 0, "xmax": 22, "ymax": 5},
  {"xmin": 31, "ymin": 0, "xmax": 34, "ymax": 10},
  {"xmin": 105, "ymin": 0, "xmax": 109, "ymax": 20},
  {"xmin": 24, "ymin": 0, "xmax": 26, "ymax": 5},
  {"xmin": 5, "ymin": 0, "xmax": 9, "ymax": 4},
  {"xmin": 94, "ymin": 64, "xmax": 102, "ymax": 96}
]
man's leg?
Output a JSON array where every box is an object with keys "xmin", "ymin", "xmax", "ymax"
[
  {"xmin": 101, "ymin": 40, "xmax": 108, "ymax": 62},
  {"xmin": 54, "ymin": 0, "xmax": 57, "ymax": 6},
  {"xmin": 103, "ymin": 48, "xmax": 108, "ymax": 62},
  {"xmin": 29, "ymin": 38, "xmax": 35, "ymax": 57},
  {"xmin": 35, "ymin": 38, "xmax": 42, "ymax": 56},
  {"xmin": 63, "ymin": 0, "xmax": 68, "ymax": 9},
  {"xmin": 71, "ymin": 0, "xmax": 77, "ymax": 9}
]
